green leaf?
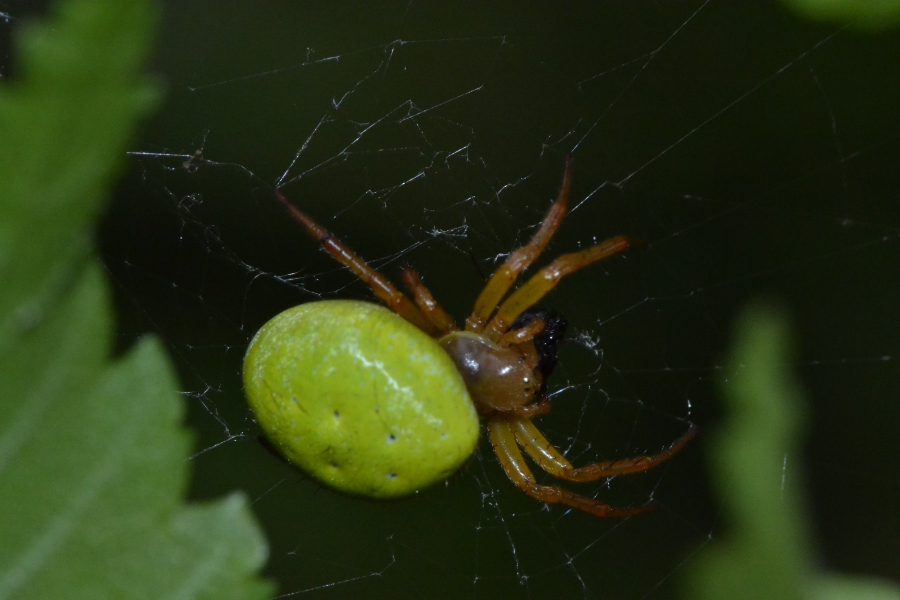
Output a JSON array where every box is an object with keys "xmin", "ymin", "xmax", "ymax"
[
  {"xmin": 0, "ymin": 0, "xmax": 159, "ymax": 353},
  {"xmin": 811, "ymin": 575, "xmax": 900, "ymax": 600},
  {"xmin": 683, "ymin": 302, "xmax": 900, "ymax": 600},
  {"xmin": 780, "ymin": 0, "xmax": 900, "ymax": 29},
  {"xmin": 0, "ymin": 0, "xmax": 274, "ymax": 598}
]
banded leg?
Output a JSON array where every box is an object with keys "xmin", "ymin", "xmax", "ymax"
[
  {"xmin": 274, "ymin": 190, "xmax": 437, "ymax": 335},
  {"xmin": 488, "ymin": 420, "xmax": 656, "ymax": 518},
  {"xmin": 465, "ymin": 154, "xmax": 573, "ymax": 332},
  {"xmin": 510, "ymin": 419, "xmax": 697, "ymax": 482},
  {"xmin": 483, "ymin": 235, "xmax": 644, "ymax": 341}
]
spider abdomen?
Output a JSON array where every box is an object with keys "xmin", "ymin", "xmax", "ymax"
[{"xmin": 243, "ymin": 300, "xmax": 479, "ymax": 498}]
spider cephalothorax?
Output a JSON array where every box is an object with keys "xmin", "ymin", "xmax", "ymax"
[
  {"xmin": 256, "ymin": 154, "xmax": 696, "ymax": 517},
  {"xmin": 437, "ymin": 309, "xmax": 565, "ymax": 418}
]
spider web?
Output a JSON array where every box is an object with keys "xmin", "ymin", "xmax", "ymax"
[{"xmin": 12, "ymin": 0, "xmax": 898, "ymax": 597}]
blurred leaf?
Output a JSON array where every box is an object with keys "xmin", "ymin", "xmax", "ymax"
[
  {"xmin": 684, "ymin": 301, "xmax": 900, "ymax": 600},
  {"xmin": 0, "ymin": 0, "xmax": 158, "ymax": 353},
  {"xmin": 781, "ymin": 0, "xmax": 900, "ymax": 29},
  {"xmin": 0, "ymin": 0, "xmax": 274, "ymax": 598},
  {"xmin": 811, "ymin": 575, "xmax": 900, "ymax": 600}
]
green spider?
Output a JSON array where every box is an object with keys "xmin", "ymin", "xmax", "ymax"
[{"xmin": 243, "ymin": 155, "xmax": 696, "ymax": 517}]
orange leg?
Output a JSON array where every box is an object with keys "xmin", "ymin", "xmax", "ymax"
[
  {"xmin": 511, "ymin": 419, "xmax": 697, "ymax": 482},
  {"xmin": 498, "ymin": 317, "xmax": 545, "ymax": 346},
  {"xmin": 274, "ymin": 190, "xmax": 438, "ymax": 336},
  {"xmin": 482, "ymin": 397, "xmax": 552, "ymax": 419},
  {"xmin": 401, "ymin": 268, "xmax": 458, "ymax": 336},
  {"xmin": 483, "ymin": 235, "xmax": 644, "ymax": 341},
  {"xmin": 465, "ymin": 154, "xmax": 573, "ymax": 333},
  {"xmin": 488, "ymin": 420, "xmax": 656, "ymax": 518}
]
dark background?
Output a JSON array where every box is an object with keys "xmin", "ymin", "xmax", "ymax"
[{"xmin": 5, "ymin": 1, "xmax": 899, "ymax": 598}]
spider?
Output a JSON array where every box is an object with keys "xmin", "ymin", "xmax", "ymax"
[{"xmin": 245, "ymin": 154, "xmax": 696, "ymax": 518}]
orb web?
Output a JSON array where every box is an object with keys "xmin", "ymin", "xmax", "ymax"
[{"xmin": 84, "ymin": 1, "xmax": 900, "ymax": 597}]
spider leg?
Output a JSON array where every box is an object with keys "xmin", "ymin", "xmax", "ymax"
[
  {"xmin": 483, "ymin": 397, "xmax": 552, "ymax": 419},
  {"xmin": 465, "ymin": 154, "xmax": 573, "ymax": 333},
  {"xmin": 274, "ymin": 190, "xmax": 438, "ymax": 336},
  {"xmin": 511, "ymin": 419, "xmax": 697, "ymax": 482},
  {"xmin": 488, "ymin": 420, "xmax": 656, "ymax": 518},
  {"xmin": 483, "ymin": 235, "xmax": 644, "ymax": 341},
  {"xmin": 498, "ymin": 317, "xmax": 545, "ymax": 346},
  {"xmin": 401, "ymin": 268, "xmax": 458, "ymax": 336}
]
